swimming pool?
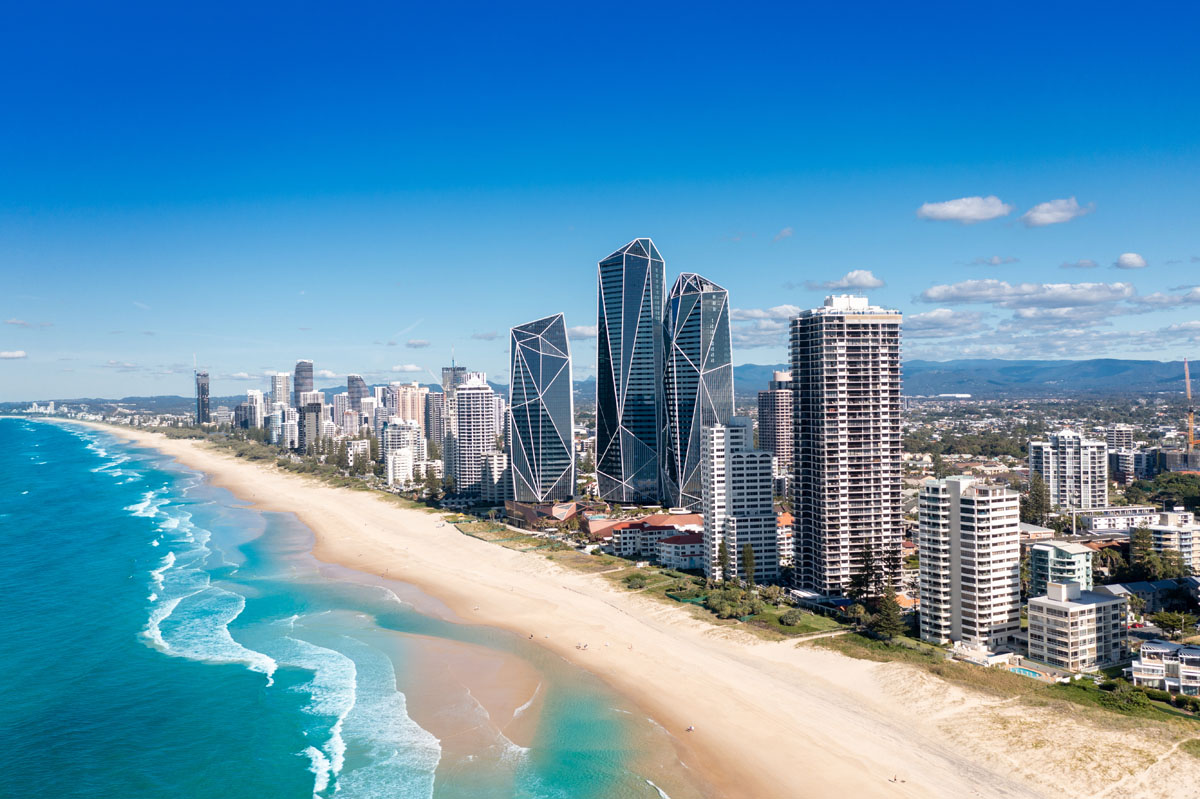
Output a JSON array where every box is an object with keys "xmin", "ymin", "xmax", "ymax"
[{"xmin": 1010, "ymin": 667, "xmax": 1046, "ymax": 679}]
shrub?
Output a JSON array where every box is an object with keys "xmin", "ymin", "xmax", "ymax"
[
  {"xmin": 624, "ymin": 574, "xmax": 648, "ymax": 590},
  {"xmin": 780, "ymin": 609, "xmax": 804, "ymax": 626},
  {"xmin": 1143, "ymin": 687, "xmax": 1173, "ymax": 703}
]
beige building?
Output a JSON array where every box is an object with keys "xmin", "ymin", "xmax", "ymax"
[
  {"xmin": 1027, "ymin": 582, "xmax": 1127, "ymax": 672},
  {"xmin": 1131, "ymin": 639, "xmax": 1200, "ymax": 696}
]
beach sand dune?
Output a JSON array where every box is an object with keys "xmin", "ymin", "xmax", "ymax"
[{"xmin": 79, "ymin": 424, "xmax": 1200, "ymax": 799}]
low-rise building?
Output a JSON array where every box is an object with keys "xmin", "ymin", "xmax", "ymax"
[
  {"xmin": 657, "ymin": 533, "xmax": 704, "ymax": 570},
  {"xmin": 1130, "ymin": 639, "xmax": 1200, "ymax": 696},
  {"xmin": 1077, "ymin": 505, "xmax": 1159, "ymax": 533},
  {"xmin": 1027, "ymin": 582, "xmax": 1127, "ymax": 672}
]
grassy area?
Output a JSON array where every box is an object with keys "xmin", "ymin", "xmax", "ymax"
[
  {"xmin": 1181, "ymin": 738, "xmax": 1200, "ymax": 758},
  {"xmin": 750, "ymin": 608, "xmax": 844, "ymax": 636},
  {"xmin": 1039, "ymin": 682, "xmax": 1199, "ymax": 724},
  {"xmin": 542, "ymin": 549, "xmax": 629, "ymax": 573}
]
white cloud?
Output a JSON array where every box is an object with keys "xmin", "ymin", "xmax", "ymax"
[
  {"xmin": 1114, "ymin": 252, "xmax": 1147, "ymax": 269},
  {"xmin": 471, "ymin": 331, "xmax": 498, "ymax": 341},
  {"xmin": 229, "ymin": 371, "xmax": 254, "ymax": 380},
  {"xmin": 916, "ymin": 195, "xmax": 1012, "ymax": 224},
  {"xmin": 316, "ymin": 369, "xmax": 337, "ymax": 378},
  {"xmin": 731, "ymin": 318, "xmax": 791, "ymax": 349},
  {"xmin": 406, "ymin": 339, "xmax": 431, "ymax": 349},
  {"xmin": 568, "ymin": 325, "xmax": 597, "ymax": 339},
  {"xmin": 773, "ymin": 226, "xmax": 794, "ymax": 242},
  {"xmin": 804, "ymin": 269, "xmax": 885, "ymax": 291},
  {"xmin": 0, "ymin": 350, "xmax": 28, "ymax": 359},
  {"xmin": 968, "ymin": 256, "xmax": 1018, "ymax": 266},
  {"xmin": 1060, "ymin": 259, "xmax": 1098, "ymax": 269},
  {"xmin": 904, "ymin": 309, "xmax": 984, "ymax": 339},
  {"xmin": 1131, "ymin": 288, "xmax": 1200, "ymax": 308},
  {"xmin": 918, "ymin": 279, "xmax": 1134, "ymax": 308},
  {"xmin": 1020, "ymin": 196, "xmax": 1093, "ymax": 227},
  {"xmin": 132, "ymin": 300, "xmax": 150, "ymax": 310},
  {"xmin": 5, "ymin": 319, "xmax": 30, "ymax": 327},
  {"xmin": 100, "ymin": 360, "xmax": 138, "ymax": 371},
  {"xmin": 391, "ymin": 364, "xmax": 422, "ymax": 373},
  {"xmin": 730, "ymin": 304, "xmax": 803, "ymax": 321}
]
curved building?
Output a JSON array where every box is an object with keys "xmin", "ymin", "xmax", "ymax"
[
  {"xmin": 347, "ymin": 373, "xmax": 369, "ymax": 411},
  {"xmin": 293, "ymin": 359, "xmax": 314, "ymax": 408},
  {"xmin": 662, "ymin": 273, "xmax": 733, "ymax": 509},
  {"xmin": 596, "ymin": 238, "xmax": 665, "ymax": 504},
  {"xmin": 509, "ymin": 313, "xmax": 575, "ymax": 502}
]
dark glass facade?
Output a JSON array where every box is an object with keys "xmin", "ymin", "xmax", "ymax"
[
  {"xmin": 347, "ymin": 374, "xmax": 368, "ymax": 411},
  {"xmin": 596, "ymin": 238, "xmax": 664, "ymax": 504},
  {"xmin": 662, "ymin": 273, "xmax": 733, "ymax": 509},
  {"xmin": 293, "ymin": 359, "xmax": 314, "ymax": 407},
  {"xmin": 509, "ymin": 313, "xmax": 575, "ymax": 502},
  {"xmin": 195, "ymin": 371, "xmax": 210, "ymax": 424}
]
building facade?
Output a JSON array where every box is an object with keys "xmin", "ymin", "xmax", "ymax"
[
  {"xmin": 1026, "ymin": 582, "xmax": 1127, "ymax": 672},
  {"xmin": 509, "ymin": 313, "xmax": 575, "ymax": 503},
  {"xmin": 1028, "ymin": 430, "xmax": 1108, "ymax": 510},
  {"xmin": 481, "ymin": 451, "xmax": 513, "ymax": 504},
  {"xmin": 452, "ymin": 376, "xmax": 496, "ymax": 495},
  {"xmin": 347, "ymin": 374, "xmax": 369, "ymax": 412},
  {"xmin": 757, "ymin": 370, "xmax": 793, "ymax": 478},
  {"xmin": 596, "ymin": 238, "xmax": 665, "ymax": 505},
  {"xmin": 293, "ymin": 359, "xmax": 314, "ymax": 408},
  {"xmin": 918, "ymin": 476, "xmax": 1021, "ymax": 650},
  {"xmin": 791, "ymin": 295, "xmax": 903, "ymax": 595},
  {"xmin": 1029, "ymin": 540, "xmax": 1094, "ymax": 598},
  {"xmin": 661, "ymin": 273, "xmax": 733, "ymax": 510},
  {"xmin": 271, "ymin": 373, "xmax": 290, "ymax": 408},
  {"xmin": 1131, "ymin": 639, "xmax": 1200, "ymax": 696},
  {"xmin": 195, "ymin": 371, "xmax": 210, "ymax": 424},
  {"xmin": 701, "ymin": 418, "xmax": 779, "ymax": 584}
]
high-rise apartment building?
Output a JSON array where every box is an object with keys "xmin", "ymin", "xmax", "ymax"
[
  {"xmin": 271, "ymin": 373, "xmax": 291, "ymax": 408},
  {"xmin": 509, "ymin": 313, "xmax": 575, "ymax": 503},
  {"xmin": 1105, "ymin": 424, "xmax": 1135, "ymax": 452},
  {"xmin": 481, "ymin": 451, "xmax": 514, "ymax": 504},
  {"xmin": 596, "ymin": 238, "xmax": 665, "ymax": 504},
  {"xmin": 791, "ymin": 295, "xmax": 903, "ymax": 596},
  {"xmin": 662, "ymin": 273, "xmax": 733, "ymax": 510},
  {"xmin": 347, "ymin": 374, "xmax": 369, "ymax": 412},
  {"xmin": 452, "ymin": 376, "xmax": 496, "ymax": 494},
  {"xmin": 1029, "ymin": 540, "xmax": 1094, "ymax": 599},
  {"xmin": 918, "ymin": 476, "xmax": 1021, "ymax": 650},
  {"xmin": 297, "ymin": 401, "xmax": 323, "ymax": 453},
  {"xmin": 1028, "ymin": 430, "xmax": 1108, "ymax": 510},
  {"xmin": 293, "ymin": 360, "xmax": 314, "ymax": 408},
  {"xmin": 195, "ymin": 371, "xmax": 210, "ymax": 424},
  {"xmin": 757, "ymin": 371, "xmax": 793, "ymax": 477},
  {"xmin": 246, "ymin": 389, "xmax": 265, "ymax": 428},
  {"xmin": 701, "ymin": 417, "xmax": 778, "ymax": 584},
  {"xmin": 389, "ymin": 382, "xmax": 428, "ymax": 431},
  {"xmin": 425, "ymin": 392, "xmax": 445, "ymax": 448}
]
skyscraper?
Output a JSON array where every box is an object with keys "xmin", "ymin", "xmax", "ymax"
[
  {"xmin": 757, "ymin": 371, "xmax": 793, "ymax": 478},
  {"xmin": 271, "ymin": 372, "xmax": 291, "ymax": 408},
  {"xmin": 509, "ymin": 313, "xmax": 575, "ymax": 503},
  {"xmin": 293, "ymin": 359, "xmax": 314, "ymax": 408},
  {"xmin": 918, "ymin": 476, "xmax": 1021, "ymax": 649},
  {"xmin": 1028, "ymin": 430, "xmax": 1108, "ymax": 510},
  {"xmin": 662, "ymin": 273, "xmax": 733, "ymax": 509},
  {"xmin": 791, "ymin": 295, "xmax": 903, "ymax": 596},
  {"xmin": 701, "ymin": 417, "xmax": 778, "ymax": 584},
  {"xmin": 441, "ymin": 364, "xmax": 469, "ymax": 479},
  {"xmin": 596, "ymin": 238, "xmax": 665, "ymax": 505},
  {"xmin": 347, "ymin": 374, "xmax": 368, "ymax": 412},
  {"xmin": 425, "ymin": 392, "xmax": 445, "ymax": 449},
  {"xmin": 452, "ymin": 375, "xmax": 496, "ymax": 494},
  {"xmin": 195, "ymin": 371, "xmax": 210, "ymax": 424}
]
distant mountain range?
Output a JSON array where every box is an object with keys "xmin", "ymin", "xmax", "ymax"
[{"xmin": 4, "ymin": 359, "xmax": 1190, "ymax": 412}]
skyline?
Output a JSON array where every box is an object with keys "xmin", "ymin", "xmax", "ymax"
[{"xmin": 4, "ymin": 3, "xmax": 1200, "ymax": 401}]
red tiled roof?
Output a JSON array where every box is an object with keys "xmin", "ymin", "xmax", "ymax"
[
  {"xmin": 659, "ymin": 533, "xmax": 703, "ymax": 546},
  {"xmin": 642, "ymin": 513, "xmax": 703, "ymax": 527}
]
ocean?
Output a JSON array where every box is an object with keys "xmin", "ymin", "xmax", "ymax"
[{"xmin": 0, "ymin": 419, "xmax": 693, "ymax": 798}]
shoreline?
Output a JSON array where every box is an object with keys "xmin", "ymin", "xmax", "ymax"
[{"xmin": 44, "ymin": 420, "xmax": 1200, "ymax": 799}]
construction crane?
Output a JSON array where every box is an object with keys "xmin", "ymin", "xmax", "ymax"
[{"xmin": 1187, "ymin": 358, "xmax": 1197, "ymax": 450}]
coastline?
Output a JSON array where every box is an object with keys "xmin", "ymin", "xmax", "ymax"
[{"xmin": 48, "ymin": 421, "xmax": 1200, "ymax": 799}]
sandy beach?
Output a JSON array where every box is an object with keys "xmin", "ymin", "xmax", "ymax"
[{"xmin": 69, "ymin": 422, "xmax": 1200, "ymax": 799}]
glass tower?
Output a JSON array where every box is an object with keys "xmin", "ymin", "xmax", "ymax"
[
  {"xmin": 509, "ymin": 313, "xmax": 575, "ymax": 503},
  {"xmin": 662, "ymin": 273, "xmax": 733, "ymax": 509},
  {"xmin": 293, "ymin": 359, "xmax": 314, "ymax": 408},
  {"xmin": 195, "ymin": 371, "xmax": 210, "ymax": 424},
  {"xmin": 596, "ymin": 238, "xmax": 664, "ymax": 504},
  {"xmin": 347, "ymin": 374, "xmax": 368, "ymax": 411}
]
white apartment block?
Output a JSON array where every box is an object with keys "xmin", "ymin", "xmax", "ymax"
[
  {"xmin": 381, "ymin": 418, "xmax": 426, "ymax": 461},
  {"xmin": 346, "ymin": 439, "xmax": 371, "ymax": 467},
  {"xmin": 271, "ymin": 373, "xmax": 291, "ymax": 408},
  {"xmin": 1077, "ymin": 505, "xmax": 1159, "ymax": 532},
  {"xmin": 481, "ymin": 450, "xmax": 513, "ymax": 504},
  {"xmin": 452, "ymin": 377, "xmax": 496, "ymax": 494},
  {"xmin": 1105, "ymin": 424, "xmax": 1135, "ymax": 452},
  {"xmin": 1147, "ymin": 510, "xmax": 1200, "ymax": 574},
  {"xmin": 756, "ymin": 370, "xmax": 793, "ymax": 477},
  {"xmin": 701, "ymin": 417, "xmax": 779, "ymax": 584},
  {"xmin": 334, "ymin": 393, "xmax": 351, "ymax": 428},
  {"xmin": 1027, "ymin": 582, "xmax": 1128, "ymax": 672},
  {"xmin": 246, "ymin": 390, "xmax": 265, "ymax": 428},
  {"xmin": 388, "ymin": 382, "xmax": 429, "ymax": 432},
  {"xmin": 791, "ymin": 295, "xmax": 902, "ymax": 595},
  {"xmin": 1029, "ymin": 540, "xmax": 1093, "ymax": 598},
  {"xmin": 918, "ymin": 476, "xmax": 1021, "ymax": 650},
  {"xmin": 1028, "ymin": 430, "xmax": 1108, "ymax": 510},
  {"xmin": 1131, "ymin": 639, "xmax": 1200, "ymax": 696}
]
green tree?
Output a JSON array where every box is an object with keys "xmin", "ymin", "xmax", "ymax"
[
  {"xmin": 718, "ymin": 540, "xmax": 731, "ymax": 585},
  {"xmin": 1021, "ymin": 474, "xmax": 1050, "ymax": 525},
  {"xmin": 869, "ymin": 587, "xmax": 906, "ymax": 640},
  {"xmin": 1160, "ymin": 549, "xmax": 1188, "ymax": 580},
  {"xmin": 742, "ymin": 543, "xmax": 756, "ymax": 589},
  {"xmin": 848, "ymin": 603, "xmax": 870, "ymax": 627},
  {"xmin": 1151, "ymin": 611, "xmax": 1198, "ymax": 640}
]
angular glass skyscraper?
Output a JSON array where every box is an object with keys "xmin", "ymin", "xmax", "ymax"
[
  {"xmin": 195, "ymin": 371, "xmax": 210, "ymax": 424},
  {"xmin": 596, "ymin": 238, "xmax": 664, "ymax": 504},
  {"xmin": 293, "ymin": 359, "xmax": 314, "ymax": 408},
  {"xmin": 347, "ymin": 374, "xmax": 368, "ymax": 411},
  {"xmin": 509, "ymin": 313, "xmax": 575, "ymax": 503},
  {"xmin": 662, "ymin": 273, "xmax": 733, "ymax": 509}
]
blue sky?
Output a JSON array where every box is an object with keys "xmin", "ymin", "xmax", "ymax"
[{"xmin": 2, "ymin": 1, "xmax": 1199, "ymax": 401}]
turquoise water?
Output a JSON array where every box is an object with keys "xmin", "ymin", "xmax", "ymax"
[{"xmin": 0, "ymin": 419, "xmax": 684, "ymax": 798}]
